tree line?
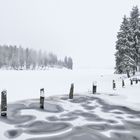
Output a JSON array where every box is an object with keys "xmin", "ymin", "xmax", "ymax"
[
  {"xmin": 115, "ymin": 6, "xmax": 140, "ymax": 77},
  {"xmin": 0, "ymin": 45, "xmax": 73, "ymax": 70}
]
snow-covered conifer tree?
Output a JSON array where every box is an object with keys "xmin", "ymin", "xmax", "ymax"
[
  {"xmin": 129, "ymin": 6, "xmax": 140, "ymax": 72},
  {"xmin": 115, "ymin": 6, "xmax": 140, "ymax": 76},
  {"xmin": 115, "ymin": 16, "xmax": 134, "ymax": 76}
]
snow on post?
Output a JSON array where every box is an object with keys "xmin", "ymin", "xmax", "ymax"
[
  {"xmin": 1, "ymin": 90, "xmax": 7, "ymax": 117},
  {"xmin": 40, "ymin": 88, "xmax": 45, "ymax": 109},
  {"xmin": 122, "ymin": 79, "xmax": 125, "ymax": 88},
  {"xmin": 92, "ymin": 81, "xmax": 97, "ymax": 94},
  {"xmin": 69, "ymin": 83, "xmax": 74, "ymax": 99},
  {"xmin": 113, "ymin": 80, "xmax": 116, "ymax": 90}
]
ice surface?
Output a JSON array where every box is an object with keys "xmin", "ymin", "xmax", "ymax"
[{"xmin": 0, "ymin": 95, "xmax": 140, "ymax": 140}]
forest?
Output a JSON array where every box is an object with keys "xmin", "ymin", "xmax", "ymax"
[{"xmin": 0, "ymin": 45, "xmax": 73, "ymax": 70}]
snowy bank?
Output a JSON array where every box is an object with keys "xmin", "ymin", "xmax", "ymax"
[{"xmin": 0, "ymin": 68, "xmax": 140, "ymax": 111}]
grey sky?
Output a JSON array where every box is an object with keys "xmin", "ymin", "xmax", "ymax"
[{"xmin": 0, "ymin": 0, "xmax": 140, "ymax": 69}]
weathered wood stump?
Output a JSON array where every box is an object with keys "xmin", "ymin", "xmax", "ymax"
[
  {"xmin": 40, "ymin": 88, "xmax": 45, "ymax": 109},
  {"xmin": 113, "ymin": 80, "xmax": 116, "ymax": 90},
  {"xmin": 122, "ymin": 79, "xmax": 125, "ymax": 88},
  {"xmin": 1, "ymin": 90, "xmax": 7, "ymax": 117},
  {"xmin": 92, "ymin": 82, "xmax": 97, "ymax": 94},
  {"xmin": 130, "ymin": 79, "xmax": 133, "ymax": 85},
  {"xmin": 136, "ymin": 79, "xmax": 138, "ymax": 84},
  {"xmin": 69, "ymin": 83, "xmax": 74, "ymax": 99}
]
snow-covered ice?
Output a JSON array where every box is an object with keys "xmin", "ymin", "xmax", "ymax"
[{"xmin": 0, "ymin": 68, "xmax": 140, "ymax": 109}]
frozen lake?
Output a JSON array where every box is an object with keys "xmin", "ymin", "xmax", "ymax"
[{"xmin": 0, "ymin": 95, "xmax": 140, "ymax": 140}]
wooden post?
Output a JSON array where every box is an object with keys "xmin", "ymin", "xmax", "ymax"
[
  {"xmin": 69, "ymin": 83, "xmax": 74, "ymax": 99},
  {"xmin": 130, "ymin": 79, "xmax": 133, "ymax": 85},
  {"xmin": 1, "ymin": 90, "xmax": 7, "ymax": 117},
  {"xmin": 40, "ymin": 88, "xmax": 45, "ymax": 109},
  {"xmin": 92, "ymin": 82, "xmax": 97, "ymax": 94},
  {"xmin": 122, "ymin": 79, "xmax": 125, "ymax": 88},
  {"xmin": 136, "ymin": 79, "xmax": 138, "ymax": 84},
  {"xmin": 113, "ymin": 80, "xmax": 116, "ymax": 90}
]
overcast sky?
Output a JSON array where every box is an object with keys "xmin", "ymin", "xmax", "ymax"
[{"xmin": 0, "ymin": 0, "xmax": 140, "ymax": 69}]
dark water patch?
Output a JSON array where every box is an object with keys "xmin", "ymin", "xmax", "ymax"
[
  {"xmin": 111, "ymin": 111, "xmax": 124, "ymax": 115},
  {"xmin": 104, "ymin": 119, "xmax": 118, "ymax": 124},
  {"xmin": 87, "ymin": 124, "xmax": 106, "ymax": 131},
  {"xmin": 87, "ymin": 96, "xmax": 140, "ymax": 116},
  {"xmin": 4, "ymin": 129, "xmax": 22, "ymax": 139},
  {"xmin": 60, "ymin": 96, "xmax": 69, "ymax": 100},
  {"xmin": 60, "ymin": 110, "xmax": 83, "ymax": 118},
  {"xmin": 110, "ymin": 132, "xmax": 140, "ymax": 140},
  {"xmin": 81, "ymin": 104, "xmax": 97, "ymax": 110},
  {"xmin": 106, "ymin": 119, "xmax": 118, "ymax": 124},
  {"xmin": 1, "ymin": 103, "xmax": 27, "ymax": 117},
  {"xmin": 123, "ymin": 120, "xmax": 140, "ymax": 130},
  {"xmin": 28, "ymin": 102, "xmax": 64, "ymax": 113},
  {"xmin": 99, "ymin": 101, "xmax": 140, "ymax": 116},
  {"xmin": 127, "ymin": 115, "xmax": 136, "ymax": 119},
  {"xmin": 47, "ymin": 116, "xmax": 78, "ymax": 122},
  {"xmin": 26, "ymin": 126, "xmax": 108, "ymax": 140},
  {"xmin": 0, "ymin": 112, "xmax": 36, "ymax": 125},
  {"xmin": 79, "ymin": 112, "xmax": 102, "ymax": 121},
  {"xmin": 4, "ymin": 115, "xmax": 36, "ymax": 124},
  {"xmin": 46, "ymin": 116, "xmax": 58, "ymax": 121},
  {"xmin": 17, "ymin": 120, "xmax": 72, "ymax": 135},
  {"xmin": 87, "ymin": 124, "xmax": 126, "ymax": 131},
  {"xmin": 69, "ymin": 96, "xmax": 95, "ymax": 104},
  {"xmin": 60, "ymin": 110, "xmax": 103, "ymax": 122},
  {"xmin": 115, "ymin": 116, "xmax": 124, "ymax": 119},
  {"xmin": 0, "ymin": 103, "xmax": 35, "ymax": 124}
]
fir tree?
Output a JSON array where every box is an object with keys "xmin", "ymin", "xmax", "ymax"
[
  {"xmin": 115, "ymin": 15, "xmax": 134, "ymax": 76},
  {"xmin": 129, "ymin": 6, "xmax": 140, "ymax": 72},
  {"xmin": 115, "ymin": 6, "xmax": 140, "ymax": 77}
]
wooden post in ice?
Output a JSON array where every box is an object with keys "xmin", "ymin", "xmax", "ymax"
[
  {"xmin": 136, "ymin": 79, "xmax": 138, "ymax": 84},
  {"xmin": 40, "ymin": 88, "xmax": 45, "ymax": 109},
  {"xmin": 69, "ymin": 83, "xmax": 74, "ymax": 99},
  {"xmin": 122, "ymin": 79, "xmax": 125, "ymax": 88},
  {"xmin": 113, "ymin": 80, "xmax": 116, "ymax": 90},
  {"xmin": 92, "ymin": 81, "xmax": 97, "ymax": 94},
  {"xmin": 130, "ymin": 79, "xmax": 133, "ymax": 85},
  {"xmin": 1, "ymin": 90, "xmax": 7, "ymax": 117}
]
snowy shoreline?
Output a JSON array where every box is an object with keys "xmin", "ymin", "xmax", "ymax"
[{"xmin": 0, "ymin": 68, "xmax": 140, "ymax": 110}]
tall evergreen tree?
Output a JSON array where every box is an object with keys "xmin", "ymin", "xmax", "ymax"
[
  {"xmin": 115, "ymin": 6, "xmax": 140, "ymax": 77},
  {"xmin": 115, "ymin": 15, "xmax": 135, "ymax": 76},
  {"xmin": 129, "ymin": 6, "xmax": 140, "ymax": 72}
]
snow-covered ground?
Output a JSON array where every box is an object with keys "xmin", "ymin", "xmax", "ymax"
[
  {"xmin": 0, "ymin": 68, "xmax": 140, "ymax": 109},
  {"xmin": 0, "ymin": 68, "xmax": 140, "ymax": 140},
  {"xmin": 0, "ymin": 68, "xmax": 114, "ymax": 102}
]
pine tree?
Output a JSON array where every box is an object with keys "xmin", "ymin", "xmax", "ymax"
[
  {"xmin": 115, "ymin": 6, "xmax": 140, "ymax": 76},
  {"xmin": 129, "ymin": 6, "xmax": 140, "ymax": 72},
  {"xmin": 115, "ymin": 15, "xmax": 134, "ymax": 76}
]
